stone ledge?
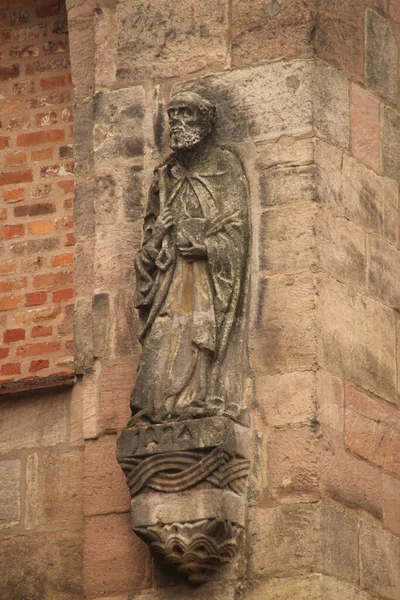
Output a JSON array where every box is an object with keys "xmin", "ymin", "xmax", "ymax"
[{"xmin": 0, "ymin": 373, "xmax": 75, "ymax": 396}]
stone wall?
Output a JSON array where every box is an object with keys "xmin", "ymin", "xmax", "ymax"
[
  {"xmin": 0, "ymin": 0, "xmax": 74, "ymax": 388},
  {"xmin": 0, "ymin": 0, "xmax": 400, "ymax": 599}
]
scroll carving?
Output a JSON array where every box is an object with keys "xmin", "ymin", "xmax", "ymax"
[{"xmin": 117, "ymin": 91, "xmax": 250, "ymax": 583}]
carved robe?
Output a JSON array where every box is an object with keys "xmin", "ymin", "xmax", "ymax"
[{"xmin": 130, "ymin": 143, "xmax": 249, "ymax": 424}]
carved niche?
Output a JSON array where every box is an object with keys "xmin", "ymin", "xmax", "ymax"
[{"xmin": 117, "ymin": 90, "xmax": 251, "ymax": 584}]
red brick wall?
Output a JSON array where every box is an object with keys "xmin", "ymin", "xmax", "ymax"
[{"xmin": 0, "ymin": 0, "xmax": 74, "ymax": 388}]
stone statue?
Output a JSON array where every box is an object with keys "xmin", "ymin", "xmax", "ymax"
[
  {"xmin": 118, "ymin": 91, "xmax": 251, "ymax": 584},
  {"xmin": 128, "ymin": 91, "xmax": 249, "ymax": 426}
]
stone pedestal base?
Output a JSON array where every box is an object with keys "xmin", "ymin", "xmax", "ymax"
[{"xmin": 117, "ymin": 417, "xmax": 250, "ymax": 583}]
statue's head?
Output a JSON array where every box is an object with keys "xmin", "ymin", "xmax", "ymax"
[{"xmin": 167, "ymin": 91, "xmax": 216, "ymax": 151}]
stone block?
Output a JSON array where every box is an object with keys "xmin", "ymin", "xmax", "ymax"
[
  {"xmin": 70, "ymin": 380, "xmax": 83, "ymax": 446},
  {"xmin": 0, "ymin": 532, "xmax": 83, "ymax": 600},
  {"xmin": 255, "ymin": 370, "xmax": 316, "ymax": 427},
  {"xmin": 84, "ymin": 513, "xmax": 151, "ymax": 597},
  {"xmin": 84, "ymin": 435, "xmax": 130, "ymax": 516},
  {"xmin": 135, "ymin": 582, "xmax": 236, "ymax": 600},
  {"xmin": 174, "ymin": 60, "xmax": 314, "ymax": 144},
  {"xmin": 0, "ymin": 459, "xmax": 20, "ymax": 529},
  {"xmin": 257, "ymin": 136, "xmax": 314, "ymax": 171},
  {"xmin": 94, "ymin": 171, "xmax": 120, "ymax": 225},
  {"xmin": 345, "ymin": 384, "xmax": 400, "ymax": 478},
  {"xmin": 383, "ymin": 474, "xmax": 400, "ymax": 536},
  {"xmin": 73, "ymin": 98, "xmax": 94, "ymax": 177},
  {"xmin": 248, "ymin": 504, "xmax": 320, "ymax": 577},
  {"xmin": 382, "ymin": 106, "xmax": 400, "ymax": 181},
  {"xmin": 74, "ymin": 298, "xmax": 93, "ymax": 374},
  {"xmin": 99, "ymin": 362, "xmax": 136, "ymax": 433},
  {"xmin": 93, "ymin": 87, "xmax": 145, "ymax": 166},
  {"xmin": 260, "ymin": 204, "xmax": 317, "ymax": 271},
  {"xmin": 359, "ymin": 519, "xmax": 400, "ymax": 599},
  {"xmin": 315, "ymin": 13, "xmax": 364, "ymax": 83},
  {"xmin": 268, "ymin": 426, "xmax": 318, "ymax": 499},
  {"xmin": 350, "ymin": 84, "xmax": 380, "ymax": 173},
  {"xmin": 315, "ymin": 139, "xmax": 343, "ymax": 212},
  {"xmin": 321, "ymin": 575, "xmax": 377, "ymax": 599},
  {"xmin": 316, "ymin": 369, "xmax": 344, "ymax": 433},
  {"xmin": 74, "ymin": 240, "xmax": 94, "ymax": 298},
  {"xmin": 320, "ymin": 427, "xmax": 383, "ymax": 520},
  {"xmin": 317, "ymin": 207, "xmax": 366, "ymax": 289},
  {"xmin": 113, "ymin": 289, "xmax": 140, "ymax": 359},
  {"xmin": 317, "ymin": 275, "xmax": 397, "ymax": 404},
  {"xmin": 25, "ymin": 453, "xmax": 39, "ymax": 530},
  {"xmin": 68, "ymin": 16, "xmax": 94, "ymax": 101},
  {"xmin": 92, "ymin": 292, "xmax": 111, "ymax": 359},
  {"xmin": 320, "ymin": 504, "xmax": 359, "ymax": 584},
  {"xmin": 231, "ymin": 0, "xmax": 314, "ymax": 67},
  {"xmin": 94, "ymin": 0, "xmax": 117, "ymax": 88},
  {"xmin": 115, "ymin": 0, "xmax": 228, "ymax": 82},
  {"xmin": 95, "ymin": 225, "xmax": 141, "ymax": 290},
  {"xmin": 243, "ymin": 576, "xmax": 321, "ymax": 600},
  {"xmin": 250, "ymin": 272, "xmax": 317, "ymax": 375},
  {"xmin": 259, "ymin": 164, "xmax": 316, "ymax": 207},
  {"xmin": 82, "ymin": 365, "xmax": 101, "ymax": 440},
  {"xmin": 367, "ymin": 235, "xmax": 400, "ymax": 308},
  {"xmin": 0, "ymin": 389, "xmax": 68, "ymax": 454},
  {"xmin": 74, "ymin": 177, "xmax": 95, "ymax": 239},
  {"xmin": 313, "ymin": 62, "xmax": 350, "ymax": 149},
  {"xmin": 42, "ymin": 450, "xmax": 83, "ymax": 526},
  {"xmin": 366, "ymin": 9, "xmax": 398, "ymax": 104}
]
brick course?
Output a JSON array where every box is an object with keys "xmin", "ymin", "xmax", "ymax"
[{"xmin": 0, "ymin": 0, "xmax": 74, "ymax": 386}]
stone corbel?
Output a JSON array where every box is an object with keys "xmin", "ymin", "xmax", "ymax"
[{"xmin": 117, "ymin": 417, "xmax": 250, "ymax": 584}]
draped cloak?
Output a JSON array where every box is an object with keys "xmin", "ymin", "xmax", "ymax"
[{"xmin": 129, "ymin": 143, "xmax": 249, "ymax": 424}]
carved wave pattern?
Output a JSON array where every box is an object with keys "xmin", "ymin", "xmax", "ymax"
[
  {"xmin": 134, "ymin": 519, "xmax": 242, "ymax": 584},
  {"xmin": 119, "ymin": 450, "xmax": 250, "ymax": 496}
]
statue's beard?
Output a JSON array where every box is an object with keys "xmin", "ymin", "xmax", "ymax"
[{"xmin": 170, "ymin": 124, "xmax": 209, "ymax": 150}]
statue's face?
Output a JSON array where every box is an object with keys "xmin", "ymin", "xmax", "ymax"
[{"xmin": 168, "ymin": 104, "xmax": 209, "ymax": 150}]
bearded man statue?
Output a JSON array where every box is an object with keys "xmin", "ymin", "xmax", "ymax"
[{"xmin": 128, "ymin": 91, "xmax": 249, "ymax": 426}]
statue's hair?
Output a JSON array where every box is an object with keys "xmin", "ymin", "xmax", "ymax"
[{"xmin": 168, "ymin": 91, "xmax": 217, "ymax": 127}]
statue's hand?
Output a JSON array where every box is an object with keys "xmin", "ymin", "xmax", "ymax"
[
  {"xmin": 178, "ymin": 236, "xmax": 207, "ymax": 261},
  {"xmin": 153, "ymin": 207, "xmax": 174, "ymax": 245}
]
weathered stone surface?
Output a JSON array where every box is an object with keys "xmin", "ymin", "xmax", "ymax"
[
  {"xmin": 0, "ymin": 459, "xmax": 20, "ymax": 529},
  {"xmin": 68, "ymin": 16, "xmax": 94, "ymax": 101},
  {"xmin": 248, "ymin": 504, "xmax": 319, "ymax": 577},
  {"xmin": 320, "ymin": 504, "xmax": 359, "ymax": 584},
  {"xmin": 74, "ymin": 299, "xmax": 93, "ymax": 374},
  {"xmin": 382, "ymin": 106, "xmax": 400, "ymax": 181},
  {"xmin": 315, "ymin": 13, "xmax": 364, "ymax": 83},
  {"xmin": 132, "ymin": 489, "xmax": 245, "ymax": 528},
  {"xmin": 117, "ymin": 417, "xmax": 251, "ymax": 458},
  {"xmin": 42, "ymin": 450, "xmax": 83, "ymax": 526},
  {"xmin": 0, "ymin": 390, "xmax": 68, "ymax": 454},
  {"xmin": 72, "ymin": 98, "xmax": 94, "ymax": 176},
  {"xmin": 320, "ymin": 427, "xmax": 383, "ymax": 520},
  {"xmin": 92, "ymin": 292, "xmax": 111, "ymax": 359},
  {"xmin": 0, "ymin": 532, "xmax": 83, "ymax": 600},
  {"xmin": 255, "ymin": 370, "xmax": 316, "ymax": 427},
  {"xmin": 84, "ymin": 513, "xmax": 151, "ymax": 596},
  {"xmin": 94, "ymin": 87, "xmax": 145, "ymax": 166},
  {"xmin": 316, "ymin": 369, "xmax": 344, "ymax": 433},
  {"xmin": 25, "ymin": 453, "xmax": 39, "ymax": 530},
  {"xmin": 74, "ymin": 240, "xmax": 94, "ymax": 298},
  {"xmin": 84, "ymin": 435, "xmax": 130, "ymax": 516},
  {"xmin": 74, "ymin": 177, "xmax": 95, "ymax": 239},
  {"xmin": 367, "ymin": 235, "xmax": 400, "ymax": 308},
  {"xmin": 82, "ymin": 365, "xmax": 101, "ymax": 440},
  {"xmin": 259, "ymin": 164, "xmax": 316, "ymax": 207},
  {"xmin": 366, "ymin": 9, "xmax": 398, "ymax": 104},
  {"xmin": 135, "ymin": 582, "xmax": 236, "ymax": 600},
  {"xmin": 231, "ymin": 0, "xmax": 314, "ymax": 67},
  {"xmin": 243, "ymin": 575, "xmax": 321, "ymax": 600},
  {"xmin": 95, "ymin": 226, "xmax": 141, "ymax": 290},
  {"xmin": 257, "ymin": 136, "xmax": 314, "ymax": 171},
  {"xmin": 317, "ymin": 207, "xmax": 366, "ymax": 289},
  {"xmin": 250, "ymin": 272, "xmax": 317, "ymax": 374},
  {"xmin": 260, "ymin": 204, "xmax": 317, "ymax": 271},
  {"xmin": 318, "ymin": 275, "xmax": 397, "ymax": 404},
  {"xmin": 99, "ymin": 361, "xmax": 136, "ymax": 433},
  {"xmin": 174, "ymin": 60, "xmax": 314, "ymax": 144},
  {"xmin": 115, "ymin": 0, "xmax": 228, "ymax": 81},
  {"xmin": 359, "ymin": 519, "xmax": 400, "ymax": 599},
  {"xmin": 345, "ymin": 385, "xmax": 400, "ymax": 477},
  {"xmin": 113, "ymin": 289, "xmax": 140, "ymax": 358},
  {"xmin": 313, "ymin": 63, "xmax": 350, "ymax": 149},
  {"xmin": 383, "ymin": 474, "xmax": 400, "ymax": 536},
  {"xmin": 321, "ymin": 575, "xmax": 377, "ymax": 599},
  {"xmin": 94, "ymin": 0, "xmax": 117, "ymax": 88},
  {"xmin": 350, "ymin": 84, "xmax": 381, "ymax": 173},
  {"xmin": 268, "ymin": 426, "xmax": 318, "ymax": 499}
]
